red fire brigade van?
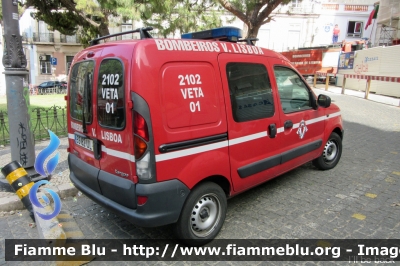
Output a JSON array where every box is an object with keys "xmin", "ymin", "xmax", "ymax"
[{"xmin": 67, "ymin": 27, "xmax": 343, "ymax": 245}]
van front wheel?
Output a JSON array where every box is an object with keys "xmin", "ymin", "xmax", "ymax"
[
  {"xmin": 174, "ymin": 182, "xmax": 226, "ymax": 246},
  {"xmin": 313, "ymin": 132, "xmax": 342, "ymax": 170}
]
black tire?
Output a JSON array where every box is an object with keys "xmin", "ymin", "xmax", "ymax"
[
  {"xmin": 313, "ymin": 132, "xmax": 342, "ymax": 170},
  {"xmin": 173, "ymin": 182, "xmax": 227, "ymax": 246}
]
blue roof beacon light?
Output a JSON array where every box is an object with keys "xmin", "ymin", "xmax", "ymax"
[{"xmin": 181, "ymin": 27, "xmax": 243, "ymax": 42}]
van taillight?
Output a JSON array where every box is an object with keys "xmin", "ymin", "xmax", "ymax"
[
  {"xmin": 134, "ymin": 111, "xmax": 149, "ymax": 141},
  {"xmin": 134, "ymin": 136, "xmax": 147, "ymax": 158},
  {"xmin": 132, "ymin": 97, "xmax": 154, "ymax": 183}
]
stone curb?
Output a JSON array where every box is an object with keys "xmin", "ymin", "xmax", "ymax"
[
  {"xmin": 32, "ymin": 194, "xmax": 67, "ymax": 241},
  {"xmin": 0, "ymin": 184, "xmax": 79, "ymax": 212}
]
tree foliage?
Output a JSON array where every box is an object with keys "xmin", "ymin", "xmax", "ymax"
[
  {"xmin": 24, "ymin": 0, "xmax": 119, "ymax": 45},
  {"xmin": 18, "ymin": 0, "xmax": 223, "ymax": 46},
  {"xmin": 217, "ymin": 0, "xmax": 291, "ymax": 39},
  {"xmin": 138, "ymin": 0, "xmax": 223, "ymax": 38},
  {"xmin": 2, "ymin": 0, "xmax": 288, "ymax": 45}
]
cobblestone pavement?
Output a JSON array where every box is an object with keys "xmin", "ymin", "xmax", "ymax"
[{"xmin": 0, "ymin": 87, "xmax": 399, "ymax": 265}]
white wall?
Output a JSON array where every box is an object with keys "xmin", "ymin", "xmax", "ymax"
[
  {"xmin": 223, "ymin": 1, "xmax": 376, "ymax": 52},
  {"xmin": 19, "ymin": 8, "xmax": 36, "ymax": 36},
  {"xmin": 19, "ymin": 8, "xmax": 38, "ymax": 86},
  {"xmin": 338, "ymin": 45, "xmax": 400, "ymax": 97}
]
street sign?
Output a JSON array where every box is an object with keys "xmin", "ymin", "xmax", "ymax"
[{"xmin": 51, "ymin": 57, "xmax": 57, "ymax": 66}]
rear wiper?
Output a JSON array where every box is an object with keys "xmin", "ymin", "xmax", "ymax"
[
  {"xmin": 81, "ymin": 74, "xmax": 91, "ymax": 134},
  {"xmin": 82, "ymin": 89, "xmax": 87, "ymax": 133}
]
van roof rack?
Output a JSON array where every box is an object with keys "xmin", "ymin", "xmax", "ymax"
[
  {"xmin": 181, "ymin": 26, "xmax": 242, "ymax": 42},
  {"xmin": 238, "ymin": 38, "xmax": 258, "ymax": 46},
  {"xmin": 90, "ymin": 26, "xmax": 153, "ymax": 46}
]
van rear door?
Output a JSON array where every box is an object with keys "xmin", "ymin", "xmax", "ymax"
[
  {"xmin": 95, "ymin": 56, "xmax": 137, "ymax": 209},
  {"xmin": 68, "ymin": 59, "xmax": 101, "ymax": 192}
]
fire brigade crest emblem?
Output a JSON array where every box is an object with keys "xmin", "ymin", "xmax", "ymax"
[{"xmin": 297, "ymin": 120, "xmax": 308, "ymax": 139}]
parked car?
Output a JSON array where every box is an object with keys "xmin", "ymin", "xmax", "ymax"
[
  {"xmin": 35, "ymin": 81, "xmax": 66, "ymax": 94},
  {"xmin": 59, "ymin": 81, "xmax": 68, "ymax": 94}
]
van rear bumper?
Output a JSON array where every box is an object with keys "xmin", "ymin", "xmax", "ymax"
[{"xmin": 69, "ymin": 159, "xmax": 190, "ymax": 228}]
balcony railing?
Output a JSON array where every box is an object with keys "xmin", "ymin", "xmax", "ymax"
[
  {"xmin": 345, "ymin": 5, "xmax": 368, "ymax": 12},
  {"xmin": 60, "ymin": 34, "xmax": 81, "ymax": 44},
  {"xmin": 33, "ymin": 33, "xmax": 54, "ymax": 43},
  {"xmin": 288, "ymin": 5, "xmax": 316, "ymax": 14},
  {"xmin": 22, "ymin": 33, "xmax": 29, "ymax": 42},
  {"xmin": 322, "ymin": 4, "xmax": 339, "ymax": 11}
]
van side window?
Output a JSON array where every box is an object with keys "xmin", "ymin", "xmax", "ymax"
[
  {"xmin": 97, "ymin": 59, "xmax": 125, "ymax": 129},
  {"xmin": 274, "ymin": 66, "xmax": 312, "ymax": 113},
  {"xmin": 69, "ymin": 61, "xmax": 94, "ymax": 123},
  {"xmin": 226, "ymin": 63, "xmax": 274, "ymax": 122}
]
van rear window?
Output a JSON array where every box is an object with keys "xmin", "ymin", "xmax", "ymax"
[
  {"xmin": 97, "ymin": 59, "xmax": 125, "ymax": 129},
  {"xmin": 69, "ymin": 61, "xmax": 94, "ymax": 123}
]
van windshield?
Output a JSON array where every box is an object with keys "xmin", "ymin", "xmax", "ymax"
[{"xmin": 69, "ymin": 61, "xmax": 94, "ymax": 124}]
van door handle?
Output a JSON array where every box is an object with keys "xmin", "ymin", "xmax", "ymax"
[
  {"xmin": 284, "ymin": 120, "xmax": 293, "ymax": 129},
  {"xmin": 269, "ymin": 123, "xmax": 276, "ymax": 138}
]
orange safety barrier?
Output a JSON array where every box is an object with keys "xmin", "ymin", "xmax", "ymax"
[
  {"xmin": 314, "ymin": 72, "xmax": 400, "ymax": 100},
  {"xmin": 313, "ymin": 71, "xmax": 337, "ymax": 90}
]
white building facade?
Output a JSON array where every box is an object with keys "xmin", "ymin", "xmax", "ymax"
[{"xmin": 223, "ymin": 0, "xmax": 377, "ymax": 52}]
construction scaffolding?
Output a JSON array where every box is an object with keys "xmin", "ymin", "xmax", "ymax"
[{"xmin": 375, "ymin": 0, "xmax": 400, "ymax": 46}]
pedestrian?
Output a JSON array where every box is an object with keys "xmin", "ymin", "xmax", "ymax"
[{"xmin": 332, "ymin": 24, "xmax": 340, "ymax": 43}]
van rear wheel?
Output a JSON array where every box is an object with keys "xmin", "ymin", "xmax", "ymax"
[{"xmin": 174, "ymin": 182, "xmax": 226, "ymax": 246}]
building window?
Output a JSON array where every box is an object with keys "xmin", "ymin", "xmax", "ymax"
[
  {"xmin": 66, "ymin": 56, "xmax": 74, "ymax": 75},
  {"xmin": 347, "ymin": 21, "xmax": 363, "ymax": 37},
  {"xmin": 40, "ymin": 55, "xmax": 51, "ymax": 74},
  {"xmin": 291, "ymin": 0, "xmax": 302, "ymax": 7},
  {"xmin": 121, "ymin": 23, "xmax": 133, "ymax": 40},
  {"xmin": 38, "ymin": 21, "xmax": 54, "ymax": 42}
]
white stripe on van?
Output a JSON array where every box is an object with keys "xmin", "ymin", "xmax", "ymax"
[
  {"xmin": 101, "ymin": 145, "xmax": 135, "ymax": 162},
  {"xmin": 68, "ymin": 134, "xmax": 135, "ymax": 162},
  {"xmin": 155, "ymin": 141, "xmax": 229, "ymax": 162},
  {"xmin": 228, "ymin": 132, "xmax": 268, "ymax": 146},
  {"xmin": 277, "ymin": 111, "xmax": 341, "ymax": 133},
  {"xmin": 68, "ymin": 112, "xmax": 341, "ymax": 163}
]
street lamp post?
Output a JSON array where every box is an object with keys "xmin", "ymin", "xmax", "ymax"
[{"xmin": 2, "ymin": 0, "xmax": 35, "ymax": 169}]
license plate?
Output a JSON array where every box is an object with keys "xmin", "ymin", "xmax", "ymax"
[{"xmin": 75, "ymin": 134, "xmax": 94, "ymax": 151}]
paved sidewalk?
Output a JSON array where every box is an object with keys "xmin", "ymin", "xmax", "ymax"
[
  {"xmin": 0, "ymin": 136, "xmax": 78, "ymax": 213},
  {"xmin": 313, "ymin": 83, "xmax": 400, "ymax": 107}
]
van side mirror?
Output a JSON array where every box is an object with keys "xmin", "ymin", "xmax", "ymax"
[{"xmin": 317, "ymin": 94, "xmax": 331, "ymax": 108}]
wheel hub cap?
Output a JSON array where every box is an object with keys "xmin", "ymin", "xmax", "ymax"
[
  {"xmin": 323, "ymin": 140, "xmax": 337, "ymax": 162},
  {"xmin": 199, "ymin": 208, "xmax": 209, "ymax": 219},
  {"xmin": 190, "ymin": 194, "xmax": 221, "ymax": 237}
]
